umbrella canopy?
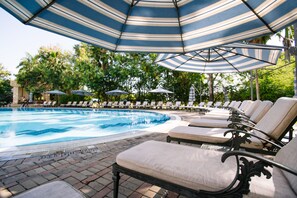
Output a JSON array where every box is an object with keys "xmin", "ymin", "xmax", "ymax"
[
  {"xmin": 45, "ymin": 90, "xmax": 66, "ymax": 95},
  {"xmin": 71, "ymin": 90, "xmax": 93, "ymax": 96},
  {"xmin": 1, "ymin": 1, "xmax": 297, "ymax": 53},
  {"xmin": 189, "ymin": 85, "xmax": 195, "ymax": 102},
  {"xmin": 105, "ymin": 89, "xmax": 128, "ymax": 96},
  {"xmin": 155, "ymin": 43, "xmax": 283, "ymax": 73},
  {"xmin": 149, "ymin": 87, "xmax": 173, "ymax": 94}
]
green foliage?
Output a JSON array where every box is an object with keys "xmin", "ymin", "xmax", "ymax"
[
  {"xmin": 0, "ymin": 64, "xmax": 12, "ymax": 104},
  {"xmin": 229, "ymin": 54, "xmax": 295, "ymax": 102},
  {"xmin": 16, "ymin": 47, "xmax": 81, "ymax": 94},
  {"xmin": 15, "ymin": 43, "xmax": 295, "ymax": 103}
]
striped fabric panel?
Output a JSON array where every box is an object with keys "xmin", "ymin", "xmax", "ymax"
[
  {"xmin": 155, "ymin": 43, "xmax": 283, "ymax": 73},
  {"xmin": 1, "ymin": 0, "xmax": 296, "ymax": 52}
]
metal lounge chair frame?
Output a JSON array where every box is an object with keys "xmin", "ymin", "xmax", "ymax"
[{"xmin": 112, "ymin": 135, "xmax": 297, "ymax": 197}]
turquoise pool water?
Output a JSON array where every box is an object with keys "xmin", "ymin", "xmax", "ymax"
[{"xmin": 0, "ymin": 108, "xmax": 169, "ymax": 148}]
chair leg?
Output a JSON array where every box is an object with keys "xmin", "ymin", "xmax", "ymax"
[
  {"xmin": 166, "ymin": 136, "xmax": 171, "ymax": 143},
  {"xmin": 112, "ymin": 166, "xmax": 120, "ymax": 198}
]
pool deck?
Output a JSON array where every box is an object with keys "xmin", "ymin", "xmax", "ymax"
[{"xmin": 0, "ymin": 110, "xmax": 199, "ymax": 198}]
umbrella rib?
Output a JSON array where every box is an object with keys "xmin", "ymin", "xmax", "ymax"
[
  {"xmin": 114, "ymin": 0, "xmax": 138, "ymax": 51},
  {"xmin": 213, "ymin": 48, "xmax": 240, "ymax": 73},
  {"xmin": 210, "ymin": 47, "xmax": 236, "ymax": 62},
  {"xmin": 241, "ymin": 0, "xmax": 276, "ymax": 34},
  {"xmin": 195, "ymin": 51, "xmax": 208, "ymax": 62},
  {"xmin": 25, "ymin": 0, "xmax": 56, "ymax": 24},
  {"xmin": 172, "ymin": 0, "xmax": 185, "ymax": 53},
  {"xmin": 217, "ymin": 47, "xmax": 278, "ymax": 65},
  {"xmin": 174, "ymin": 51, "xmax": 200, "ymax": 70}
]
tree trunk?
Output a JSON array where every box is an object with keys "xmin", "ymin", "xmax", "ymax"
[
  {"xmin": 294, "ymin": 23, "xmax": 297, "ymax": 98},
  {"xmin": 208, "ymin": 74, "xmax": 214, "ymax": 101},
  {"xmin": 250, "ymin": 71, "xmax": 254, "ymax": 100},
  {"xmin": 255, "ymin": 70, "xmax": 260, "ymax": 100}
]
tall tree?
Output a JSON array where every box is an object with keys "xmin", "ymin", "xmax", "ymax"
[{"xmin": 0, "ymin": 64, "xmax": 12, "ymax": 104}]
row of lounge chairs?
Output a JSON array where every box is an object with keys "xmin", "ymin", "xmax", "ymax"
[
  {"xmin": 113, "ymin": 97, "xmax": 297, "ymax": 197},
  {"xmin": 42, "ymin": 101, "xmax": 57, "ymax": 107},
  {"xmin": 93, "ymin": 100, "xmax": 232, "ymax": 110},
  {"xmin": 60, "ymin": 101, "xmax": 93, "ymax": 108}
]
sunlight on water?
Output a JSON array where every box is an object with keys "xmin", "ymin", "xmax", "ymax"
[{"xmin": 0, "ymin": 108, "xmax": 169, "ymax": 148}]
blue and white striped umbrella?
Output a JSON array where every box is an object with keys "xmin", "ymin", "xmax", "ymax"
[
  {"xmin": 155, "ymin": 43, "xmax": 283, "ymax": 73},
  {"xmin": 1, "ymin": 0, "xmax": 297, "ymax": 53}
]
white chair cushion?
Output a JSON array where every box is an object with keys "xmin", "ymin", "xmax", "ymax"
[
  {"xmin": 249, "ymin": 101, "xmax": 273, "ymax": 123},
  {"xmin": 244, "ymin": 100, "xmax": 261, "ymax": 117},
  {"xmin": 189, "ymin": 118, "xmax": 231, "ymax": 128},
  {"xmin": 253, "ymin": 97, "xmax": 297, "ymax": 139},
  {"xmin": 169, "ymin": 126, "xmax": 264, "ymax": 149},
  {"xmin": 274, "ymin": 137, "xmax": 297, "ymax": 195},
  {"xmin": 117, "ymin": 141, "xmax": 237, "ymax": 191}
]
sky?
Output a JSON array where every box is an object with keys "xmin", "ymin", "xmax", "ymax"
[
  {"xmin": 0, "ymin": 7, "xmax": 284, "ymax": 77},
  {"xmin": 0, "ymin": 8, "xmax": 79, "ymax": 77}
]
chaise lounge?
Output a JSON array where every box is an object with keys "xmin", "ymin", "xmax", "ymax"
[
  {"xmin": 168, "ymin": 97, "xmax": 297, "ymax": 154},
  {"xmin": 113, "ymin": 136, "xmax": 297, "ymax": 197}
]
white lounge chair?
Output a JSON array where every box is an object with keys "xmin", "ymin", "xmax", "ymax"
[
  {"xmin": 171, "ymin": 101, "xmax": 181, "ymax": 110},
  {"xmin": 124, "ymin": 101, "xmax": 131, "ymax": 108},
  {"xmin": 168, "ymin": 97, "xmax": 297, "ymax": 153},
  {"xmin": 113, "ymin": 136, "xmax": 297, "ymax": 197},
  {"xmin": 189, "ymin": 100, "xmax": 273, "ymax": 128},
  {"xmin": 134, "ymin": 101, "xmax": 141, "ymax": 109}
]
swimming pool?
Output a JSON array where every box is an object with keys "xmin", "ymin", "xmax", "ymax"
[{"xmin": 0, "ymin": 108, "xmax": 170, "ymax": 148}]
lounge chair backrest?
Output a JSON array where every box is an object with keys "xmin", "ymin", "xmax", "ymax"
[
  {"xmin": 198, "ymin": 102, "xmax": 204, "ymax": 107},
  {"xmin": 107, "ymin": 102, "xmax": 112, "ymax": 106},
  {"xmin": 101, "ymin": 101, "xmax": 107, "ymax": 106},
  {"xmin": 175, "ymin": 101, "xmax": 181, "ymax": 106},
  {"xmin": 52, "ymin": 101, "xmax": 56, "ymax": 106},
  {"xmin": 150, "ymin": 101, "xmax": 156, "ymax": 106},
  {"xmin": 228, "ymin": 101, "xmax": 236, "ymax": 108},
  {"xmin": 135, "ymin": 101, "xmax": 141, "ymax": 106},
  {"xmin": 214, "ymin": 101, "xmax": 222, "ymax": 108},
  {"xmin": 72, "ymin": 101, "xmax": 77, "ymax": 105},
  {"xmin": 157, "ymin": 101, "xmax": 163, "ymax": 106},
  {"xmin": 125, "ymin": 101, "xmax": 130, "ymax": 106},
  {"xmin": 232, "ymin": 101, "xmax": 242, "ymax": 109},
  {"xmin": 166, "ymin": 102, "xmax": 172, "ymax": 106},
  {"xmin": 274, "ymin": 137, "xmax": 297, "ymax": 193},
  {"xmin": 206, "ymin": 101, "xmax": 213, "ymax": 107},
  {"xmin": 238, "ymin": 100, "xmax": 250, "ymax": 111},
  {"xmin": 142, "ymin": 101, "xmax": 148, "ymax": 106},
  {"xmin": 242, "ymin": 100, "xmax": 254, "ymax": 112},
  {"xmin": 119, "ymin": 101, "xmax": 124, "ymax": 105},
  {"xmin": 222, "ymin": 101, "xmax": 230, "ymax": 108},
  {"xmin": 253, "ymin": 97, "xmax": 297, "ymax": 140},
  {"xmin": 67, "ymin": 101, "xmax": 72, "ymax": 105},
  {"xmin": 244, "ymin": 100, "xmax": 261, "ymax": 117},
  {"xmin": 188, "ymin": 101, "xmax": 193, "ymax": 106}
]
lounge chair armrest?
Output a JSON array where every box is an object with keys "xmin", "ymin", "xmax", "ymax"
[
  {"xmin": 224, "ymin": 129, "xmax": 283, "ymax": 151},
  {"xmin": 228, "ymin": 122, "xmax": 255, "ymax": 130},
  {"xmin": 222, "ymin": 150, "xmax": 297, "ymax": 176},
  {"xmin": 238, "ymin": 125, "xmax": 285, "ymax": 146}
]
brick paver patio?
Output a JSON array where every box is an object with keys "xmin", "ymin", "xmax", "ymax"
[{"xmin": 0, "ymin": 111, "xmax": 198, "ymax": 198}]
